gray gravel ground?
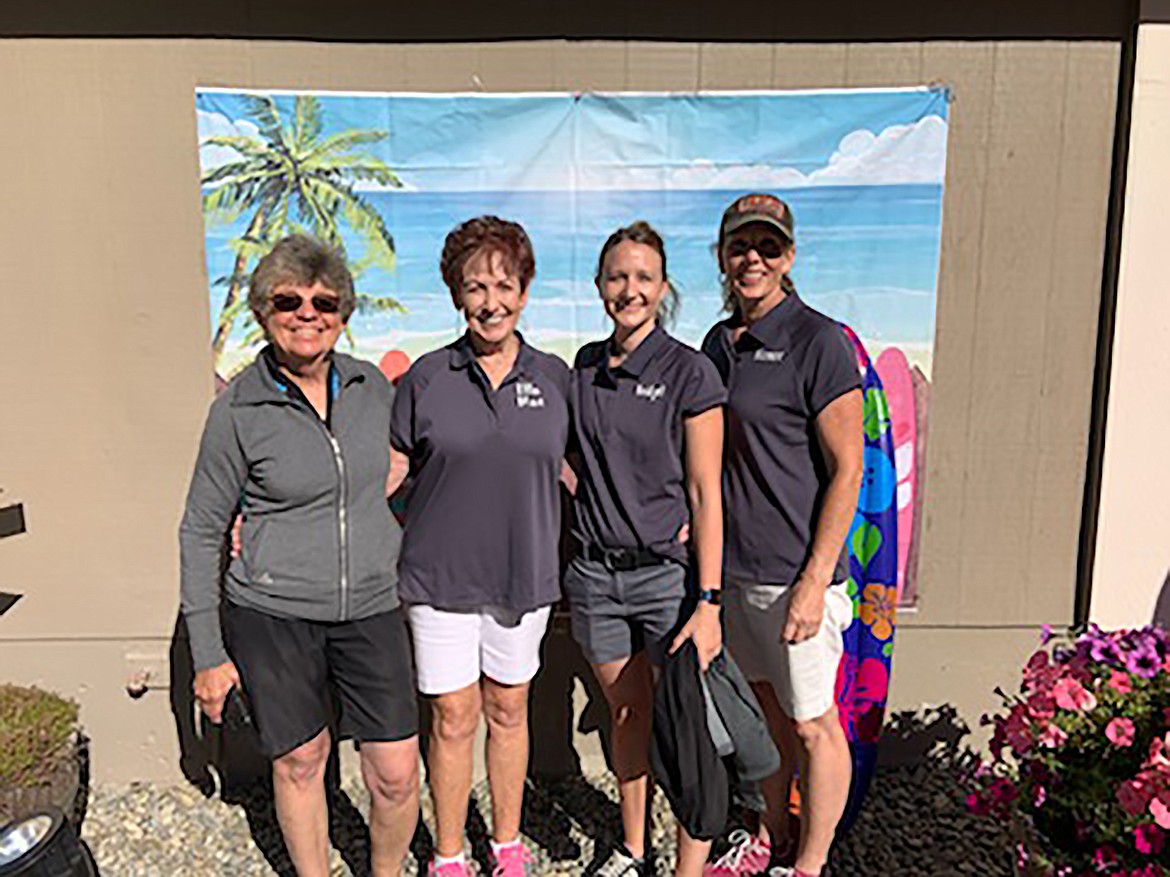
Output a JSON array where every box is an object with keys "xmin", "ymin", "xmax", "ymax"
[{"xmin": 81, "ymin": 751, "xmax": 1015, "ymax": 876}]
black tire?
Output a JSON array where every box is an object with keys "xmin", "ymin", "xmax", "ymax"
[{"xmin": 0, "ymin": 808, "xmax": 95, "ymax": 876}]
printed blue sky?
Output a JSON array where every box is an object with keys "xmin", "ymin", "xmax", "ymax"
[{"xmin": 197, "ymin": 88, "xmax": 949, "ymax": 192}]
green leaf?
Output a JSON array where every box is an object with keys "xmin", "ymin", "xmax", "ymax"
[
  {"xmin": 851, "ymin": 522, "xmax": 882, "ymax": 568},
  {"xmin": 863, "ymin": 388, "xmax": 891, "ymax": 441}
]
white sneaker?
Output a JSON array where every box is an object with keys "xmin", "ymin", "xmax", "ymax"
[{"xmin": 595, "ymin": 845, "xmax": 643, "ymax": 876}]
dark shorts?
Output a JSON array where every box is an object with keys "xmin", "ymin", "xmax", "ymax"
[
  {"xmin": 224, "ymin": 603, "xmax": 418, "ymax": 759},
  {"xmin": 562, "ymin": 555, "xmax": 687, "ymax": 665}
]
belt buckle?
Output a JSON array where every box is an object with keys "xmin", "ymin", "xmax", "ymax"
[{"xmin": 608, "ymin": 548, "xmax": 637, "ymax": 572}]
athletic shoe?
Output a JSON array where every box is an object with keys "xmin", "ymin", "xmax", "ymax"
[
  {"xmin": 491, "ymin": 843, "xmax": 535, "ymax": 877},
  {"xmin": 703, "ymin": 830, "xmax": 772, "ymax": 876},
  {"xmin": 428, "ymin": 858, "xmax": 477, "ymax": 876},
  {"xmin": 595, "ymin": 845, "xmax": 643, "ymax": 876}
]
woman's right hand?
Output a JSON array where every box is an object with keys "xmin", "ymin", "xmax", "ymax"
[{"xmin": 193, "ymin": 661, "xmax": 241, "ymax": 724}]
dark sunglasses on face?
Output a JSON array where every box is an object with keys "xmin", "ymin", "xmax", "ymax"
[
  {"xmin": 725, "ymin": 238, "xmax": 789, "ymax": 260},
  {"xmin": 270, "ymin": 292, "xmax": 342, "ymax": 314}
]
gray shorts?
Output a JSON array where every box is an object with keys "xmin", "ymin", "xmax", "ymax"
[{"xmin": 563, "ymin": 555, "xmax": 687, "ymax": 665}]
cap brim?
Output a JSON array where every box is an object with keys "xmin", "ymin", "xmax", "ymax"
[{"xmin": 722, "ymin": 212, "xmax": 793, "ymax": 240}]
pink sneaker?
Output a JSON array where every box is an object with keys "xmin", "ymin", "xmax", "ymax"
[
  {"xmin": 703, "ymin": 830, "xmax": 772, "ymax": 876},
  {"xmin": 491, "ymin": 843, "xmax": 535, "ymax": 877},
  {"xmin": 428, "ymin": 858, "xmax": 477, "ymax": 876}
]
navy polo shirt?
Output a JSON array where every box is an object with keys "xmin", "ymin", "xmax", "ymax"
[
  {"xmin": 571, "ymin": 326, "xmax": 726, "ymax": 562},
  {"xmin": 701, "ymin": 293, "xmax": 861, "ymax": 585},
  {"xmin": 390, "ymin": 333, "xmax": 570, "ymax": 612}
]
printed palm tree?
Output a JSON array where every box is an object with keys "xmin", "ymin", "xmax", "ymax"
[{"xmin": 201, "ymin": 93, "xmax": 405, "ymax": 362}]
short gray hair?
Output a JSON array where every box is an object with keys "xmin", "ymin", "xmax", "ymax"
[{"xmin": 248, "ymin": 235, "xmax": 357, "ymax": 322}]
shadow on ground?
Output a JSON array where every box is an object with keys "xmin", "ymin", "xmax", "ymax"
[{"xmin": 830, "ymin": 705, "xmax": 1015, "ymax": 877}]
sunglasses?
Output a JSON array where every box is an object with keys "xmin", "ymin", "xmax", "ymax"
[
  {"xmin": 269, "ymin": 292, "xmax": 342, "ymax": 314},
  {"xmin": 725, "ymin": 238, "xmax": 789, "ymax": 260}
]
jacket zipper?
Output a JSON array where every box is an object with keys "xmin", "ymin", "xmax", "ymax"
[{"xmin": 326, "ymin": 431, "xmax": 349, "ymax": 622}]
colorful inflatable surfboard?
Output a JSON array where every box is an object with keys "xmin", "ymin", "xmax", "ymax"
[
  {"xmin": 836, "ymin": 325, "xmax": 898, "ymax": 834},
  {"xmin": 875, "ymin": 348, "xmax": 917, "ymax": 605}
]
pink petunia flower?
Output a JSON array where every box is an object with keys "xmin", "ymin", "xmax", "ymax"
[
  {"xmin": 1053, "ymin": 677, "xmax": 1097, "ymax": 712},
  {"xmin": 1108, "ymin": 670, "xmax": 1133, "ymax": 694},
  {"xmin": 1092, "ymin": 845, "xmax": 1116, "ymax": 870},
  {"xmin": 1134, "ymin": 823, "xmax": 1165, "ymax": 855},
  {"xmin": 1107, "ymin": 717, "xmax": 1137, "ymax": 747},
  {"xmin": 1151, "ymin": 795, "xmax": 1170, "ymax": 830},
  {"xmin": 1038, "ymin": 722, "xmax": 1068, "ymax": 748},
  {"xmin": 1026, "ymin": 693, "xmax": 1056, "ymax": 720},
  {"xmin": 1118, "ymin": 778, "xmax": 1153, "ymax": 816},
  {"xmin": 1033, "ymin": 784, "xmax": 1047, "ymax": 807}
]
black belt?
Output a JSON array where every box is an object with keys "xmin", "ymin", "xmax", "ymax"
[{"xmin": 582, "ymin": 544, "xmax": 666, "ymax": 572}]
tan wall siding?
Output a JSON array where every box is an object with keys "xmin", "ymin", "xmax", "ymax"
[{"xmin": 0, "ymin": 38, "xmax": 1117, "ymax": 781}]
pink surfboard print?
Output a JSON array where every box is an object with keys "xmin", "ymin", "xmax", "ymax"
[
  {"xmin": 875, "ymin": 348, "xmax": 917, "ymax": 604},
  {"xmin": 378, "ymin": 349, "xmax": 412, "ymax": 385}
]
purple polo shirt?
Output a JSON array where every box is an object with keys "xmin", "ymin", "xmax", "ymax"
[
  {"xmin": 701, "ymin": 292, "xmax": 861, "ymax": 585},
  {"xmin": 571, "ymin": 326, "xmax": 726, "ymax": 562},
  {"xmin": 390, "ymin": 333, "xmax": 570, "ymax": 611}
]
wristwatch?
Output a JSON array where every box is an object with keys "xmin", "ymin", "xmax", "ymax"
[{"xmin": 698, "ymin": 588, "xmax": 722, "ymax": 606}]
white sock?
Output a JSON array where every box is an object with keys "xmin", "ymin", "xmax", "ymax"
[
  {"xmin": 433, "ymin": 852, "xmax": 466, "ymax": 867},
  {"xmin": 491, "ymin": 838, "xmax": 522, "ymax": 856}
]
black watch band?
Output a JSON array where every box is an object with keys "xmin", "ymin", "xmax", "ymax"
[{"xmin": 698, "ymin": 588, "xmax": 722, "ymax": 605}]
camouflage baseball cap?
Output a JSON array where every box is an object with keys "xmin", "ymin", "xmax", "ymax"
[{"xmin": 720, "ymin": 193, "xmax": 795, "ymax": 242}]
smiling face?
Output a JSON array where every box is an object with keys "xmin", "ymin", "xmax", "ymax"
[
  {"xmin": 597, "ymin": 240, "xmax": 669, "ymax": 333},
  {"xmin": 261, "ymin": 279, "xmax": 345, "ymax": 364},
  {"xmin": 720, "ymin": 222, "xmax": 795, "ymax": 312},
  {"xmin": 455, "ymin": 247, "xmax": 528, "ymax": 348}
]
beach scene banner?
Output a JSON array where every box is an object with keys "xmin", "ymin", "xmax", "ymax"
[{"xmin": 194, "ymin": 87, "xmax": 948, "ymax": 605}]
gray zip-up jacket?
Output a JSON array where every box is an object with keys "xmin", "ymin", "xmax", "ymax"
[{"xmin": 179, "ymin": 348, "xmax": 402, "ymax": 671}]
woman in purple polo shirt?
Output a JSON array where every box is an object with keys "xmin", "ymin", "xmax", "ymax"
[
  {"xmin": 390, "ymin": 217, "xmax": 570, "ymax": 877},
  {"xmin": 566, "ymin": 222, "xmax": 726, "ymax": 877},
  {"xmin": 700, "ymin": 195, "xmax": 863, "ymax": 877}
]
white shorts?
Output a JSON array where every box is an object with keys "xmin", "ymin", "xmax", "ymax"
[
  {"xmin": 406, "ymin": 603, "xmax": 553, "ymax": 695},
  {"xmin": 723, "ymin": 581, "xmax": 853, "ymax": 722}
]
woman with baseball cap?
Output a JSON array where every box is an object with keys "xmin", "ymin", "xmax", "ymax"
[
  {"xmin": 700, "ymin": 195, "xmax": 863, "ymax": 877},
  {"xmin": 390, "ymin": 216, "xmax": 570, "ymax": 877},
  {"xmin": 566, "ymin": 221, "xmax": 726, "ymax": 876}
]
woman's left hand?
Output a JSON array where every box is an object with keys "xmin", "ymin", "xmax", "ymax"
[{"xmin": 670, "ymin": 602, "xmax": 723, "ymax": 671}]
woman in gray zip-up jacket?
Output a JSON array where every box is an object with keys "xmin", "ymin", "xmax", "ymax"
[{"xmin": 179, "ymin": 235, "xmax": 419, "ymax": 877}]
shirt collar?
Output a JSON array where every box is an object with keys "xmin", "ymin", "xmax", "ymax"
[
  {"xmin": 739, "ymin": 291, "xmax": 801, "ymax": 349},
  {"xmin": 607, "ymin": 324, "xmax": 667, "ymax": 379},
  {"xmin": 448, "ymin": 332, "xmax": 536, "ymax": 379}
]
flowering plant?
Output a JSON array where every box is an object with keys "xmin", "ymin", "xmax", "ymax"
[{"xmin": 968, "ymin": 624, "xmax": 1170, "ymax": 876}]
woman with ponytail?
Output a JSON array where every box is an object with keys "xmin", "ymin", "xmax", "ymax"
[{"xmin": 566, "ymin": 222, "xmax": 727, "ymax": 876}]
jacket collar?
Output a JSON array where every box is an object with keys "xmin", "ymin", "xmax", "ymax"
[{"xmin": 231, "ymin": 345, "xmax": 363, "ymax": 407}]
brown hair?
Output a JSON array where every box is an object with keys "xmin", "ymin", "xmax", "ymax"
[
  {"xmin": 440, "ymin": 216, "xmax": 535, "ymax": 302},
  {"xmin": 249, "ymin": 234, "xmax": 356, "ymax": 321},
  {"xmin": 595, "ymin": 221, "xmax": 680, "ymax": 327}
]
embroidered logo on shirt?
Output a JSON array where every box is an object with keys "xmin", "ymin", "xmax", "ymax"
[
  {"xmin": 753, "ymin": 349, "xmax": 787, "ymax": 363},
  {"xmin": 516, "ymin": 381, "xmax": 545, "ymax": 408},
  {"xmin": 635, "ymin": 383, "xmax": 666, "ymax": 402}
]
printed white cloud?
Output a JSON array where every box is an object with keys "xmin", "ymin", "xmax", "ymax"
[
  {"xmin": 807, "ymin": 115, "xmax": 947, "ymax": 186},
  {"xmin": 574, "ymin": 115, "xmax": 948, "ymax": 191},
  {"xmin": 196, "ymin": 109, "xmax": 261, "ymax": 174}
]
